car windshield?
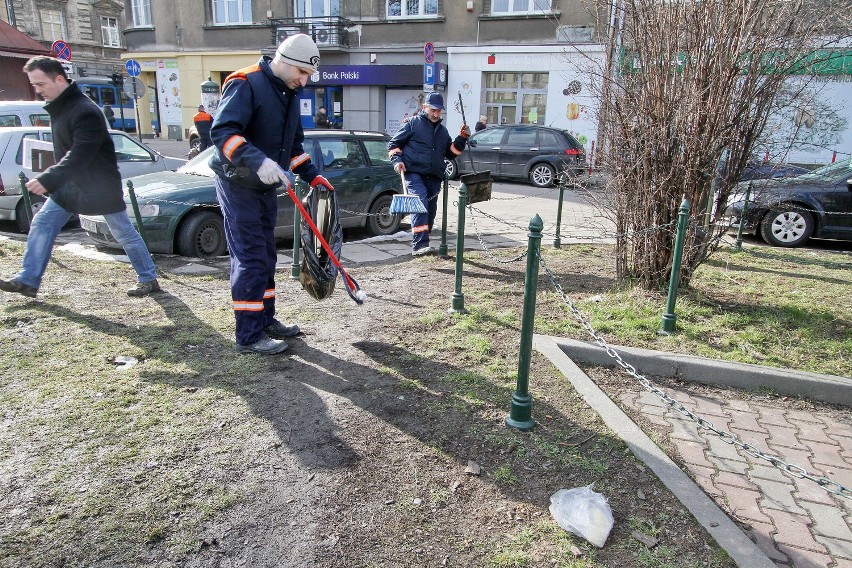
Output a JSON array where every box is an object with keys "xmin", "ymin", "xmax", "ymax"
[
  {"xmin": 178, "ymin": 146, "xmax": 216, "ymax": 176},
  {"xmin": 794, "ymin": 159, "xmax": 852, "ymax": 182}
]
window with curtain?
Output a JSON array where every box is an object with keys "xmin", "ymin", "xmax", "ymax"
[
  {"xmin": 213, "ymin": 0, "xmax": 253, "ymax": 24},
  {"xmin": 39, "ymin": 9, "xmax": 64, "ymax": 38},
  {"xmin": 130, "ymin": 0, "xmax": 151, "ymax": 27},
  {"xmin": 386, "ymin": 0, "xmax": 438, "ymax": 18},
  {"xmin": 101, "ymin": 17, "xmax": 120, "ymax": 47},
  {"xmin": 491, "ymin": 0, "xmax": 552, "ymax": 14}
]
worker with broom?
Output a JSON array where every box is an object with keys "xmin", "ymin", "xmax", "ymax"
[
  {"xmin": 388, "ymin": 92, "xmax": 470, "ymax": 256},
  {"xmin": 209, "ymin": 33, "xmax": 334, "ymax": 355}
]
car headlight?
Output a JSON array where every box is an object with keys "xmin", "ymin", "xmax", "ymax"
[{"xmin": 126, "ymin": 203, "xmax": 159, "ymax": 217}]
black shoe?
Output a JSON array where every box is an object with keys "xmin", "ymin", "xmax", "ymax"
[
  {"xmin": 0, "ymin": 278, "xmax": 38, "ymax": 298},
  {"xmin": 264, "ymin": 320, "xmax": 301, "ymax": 339},
  {"xmin": 127, "ymin": 279, "xmax": 161, "ymax": 297},
  {"xmin": 236, "ymin": 336, "xmax": 289, "ymax": 355}
]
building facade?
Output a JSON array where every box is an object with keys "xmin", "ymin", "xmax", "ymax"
[{"xmin": 119, "ymin": 0, "xmax": 606, "ymax": 146}]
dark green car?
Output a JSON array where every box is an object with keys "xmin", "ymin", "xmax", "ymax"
[{"xmin": 79, "ymin": 130, "xmax": 402, "ymax": 258}]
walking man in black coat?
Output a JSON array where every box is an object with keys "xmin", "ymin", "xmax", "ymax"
[{"xmin": 0, "ymin": 56, "xmax": 160, "ymax": 299}]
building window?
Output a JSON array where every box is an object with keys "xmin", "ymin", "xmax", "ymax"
[
  {"xmin": 213, "ymin": 0, "xmax": 253, "ymax": 24},
  {"xmin": 39, "ymin": 9, "xmax": 64, "ymax": 38},
  {"xmin": 295, "ymin": 0, "xmax": 340, "ymax": 18},
  {"xmin": 491, "ymin": 0, "xmax": 552, "ymax": 14},
  {"xmin": 101, "ymin": 17, "xmax": 121, "ymax": 47},
  {"xmin": 387, "ymin": 0, "xmax": 438, "ymax": 18},
  {"xmin": 131, "ymin": 0, "xmax": 151, "ymax": 27},
  {"xmin": 484, "ymin": 72, "xmax": 549, "ymax": 125}
]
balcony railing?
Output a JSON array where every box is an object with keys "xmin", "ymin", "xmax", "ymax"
[{"xmin": 269, "ymin": 17, "xmax": 353, "ymax": 49}]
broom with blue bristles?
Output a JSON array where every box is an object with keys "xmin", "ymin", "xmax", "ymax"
[{"xmin": 389, "ymin": 168, "xmax": 428, "ymax": 215}]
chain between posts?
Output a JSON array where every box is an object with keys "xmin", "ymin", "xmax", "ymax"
[{"xmin": 536, "ymin": 251, "xmax": 851, "ymax": 500}]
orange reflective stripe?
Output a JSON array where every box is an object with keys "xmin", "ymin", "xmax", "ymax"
[
  {"xmin": 412, "ymin": 224, "xmax": 429, "ymax": 233},
  {"xmin": 223, "ymin": 135, "xmax": 246, "ymax": 160},
  {"xmin": 223, "ymin": 65, "xmax": 260, "ymax": 87},
  {"xmin": 450, "ymin": 143, "xmax": 463, "ymax": 156},
  {"xmin": 290, "ymin": 153, "xmax": 310, "ymax": 169},
  {"xmin": 264, "ymin": 288, "xmax": 275, "ymax": 299},
  {"xmin": 233, "ymin": 300, "xmax": 264, "ymax": 311}
]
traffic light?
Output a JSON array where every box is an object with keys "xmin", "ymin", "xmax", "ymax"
[{"xmin": 110, "ymin": 72, "xmax": 123, "ymax": 88}]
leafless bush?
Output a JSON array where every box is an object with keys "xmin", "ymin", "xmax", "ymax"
[{"xmin": 587, "ymin": 0, "xmax": 851, "ymax": 288}]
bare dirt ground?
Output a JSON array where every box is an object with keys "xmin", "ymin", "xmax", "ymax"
[{"xmin": 1, "ymin": 240, "xmax": 744, "ymax": 567}]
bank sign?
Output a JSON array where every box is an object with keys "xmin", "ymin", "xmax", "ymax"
[{"xmin": 310, "ymin": 65, "xmax": 424, "ymax": 86}]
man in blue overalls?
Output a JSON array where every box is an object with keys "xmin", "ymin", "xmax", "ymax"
[
  {"xmin": 209, "ymin": 34, "xmax": 334, "ymax": 355},
  {"xmin": 388, "ymin": 92, "xmax": 470, "ymax": 255}
]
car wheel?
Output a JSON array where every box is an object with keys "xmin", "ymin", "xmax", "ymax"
[
  {"xmin": 190, "ymin": 136, "xmax": 200, "ymax": 152},
  {"xmin": 367, "ymin": 194, "xmax": 401, "ymax": 236},
  {"xmin": 445, "ymin": 159, "xmax": 458, "ymax": 180},
  {"xmin": 759, "ymin": 206, "xmax": 813, "ymax": 247},
  {"xmin": 15, "ymin": 194, "xmax": 47, "ymax": 233},
  {"xmin": 529, "ymin": 163, "xmax": 556, "ymax": 188},
  {"xmin": 176, "ymin": 210, "xmax": 227, "ymax": 258}
]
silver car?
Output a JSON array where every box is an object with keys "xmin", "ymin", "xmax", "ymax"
[{"xmin": 0, "ymin": 126, "xmax": 185, "ymax": 232}]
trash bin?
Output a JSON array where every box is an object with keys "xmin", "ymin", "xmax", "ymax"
[{"xmin": 167, "ymin": 124, "xmax": 182, "ymax": 141}]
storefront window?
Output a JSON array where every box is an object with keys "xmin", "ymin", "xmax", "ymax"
[{"xmin": 484, "ymin": 72, "xmax": 548, "ymax": 125}]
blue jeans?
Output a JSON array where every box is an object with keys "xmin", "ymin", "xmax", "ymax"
[
  {"xmin": 15, "ymin": 197, "xmax": 157, "ymax": 289},
  {"xmin": 405, "ymin": 173, "xmax": 441, "ymax": 251}
]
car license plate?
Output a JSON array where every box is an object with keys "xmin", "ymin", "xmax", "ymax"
[{"xmin": 80, "ymin": 218, "xmax": 97, "ymax": 233}]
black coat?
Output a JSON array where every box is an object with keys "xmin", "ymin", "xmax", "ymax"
[{"xmin": 37, "ymin": 81, "xmax": 125, "ymax": 215}]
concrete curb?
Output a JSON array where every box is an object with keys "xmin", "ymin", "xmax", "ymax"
[
  {"xmin": 547, "ymin": 337, "xmax": 851, "ymax": 407},
  {"xmin": 533, "ymin": 334, "xmax": 775, "ymax": 568}
]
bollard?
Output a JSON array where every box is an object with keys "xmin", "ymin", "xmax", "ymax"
[
  {"xmin": 126, "ymin": 180, "xmax": 151, "ymax": 252},
  {"xmin": 553, "ymin": 178, "xmax": 565, "ymax": 249},
  {"xmin": 18, "ymin": 173, "xmax": 33, "ymax": 230},
  {"xmin": 505, "ymin": 214, "xmax": 543, "ymax": 431},
  {"xmin": 291, "ymin": 179, "xmax": 302, "ymax": 280},
  {"xmin": 659, "ymin": 197, "xmax": 690, "ymax": 335},
  {"xmin": 734, "ymin": 182, "xmax": 752, "ymax": 251},
  {"xmin": 448, "ymin": 181, "xmax": 468, "ymax": 314},
  {"xmin": 438, "ymin": 174, "xmax": 449, "ymax": 257}
]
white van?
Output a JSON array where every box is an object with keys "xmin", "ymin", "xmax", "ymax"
[{"xmin": 0, "ymin": 101, "xmax": 50, "ymax": 128}]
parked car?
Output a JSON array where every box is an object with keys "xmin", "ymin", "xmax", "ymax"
[
  {"xmin": 0, "ymin": 101, "xmax": 50, "ymax": 128},
  {"xmin": 724, "ymin": 160, "xmax": 852, "ymax": 247},
  {"xmin": 717, "ymin": 158, "xmax": 808, "ymax": 184},
  {"xmin": 79, "ymin": 130, "xmax": 403, "ymax": 258},
  {"xmin": 0, "ymin": 127, "xmax": 185, "ymax": 232},
  {"xmin": 445, "ymin": 124, "xmax": 586, "ymax": 187}
]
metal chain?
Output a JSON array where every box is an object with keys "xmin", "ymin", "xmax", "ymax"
[
  {"xmin": 536, "ymin": 252, "xmax": 851, "ymax": 500},
  {"xmin": 465, "ymin": 205, "xmax": 528, "ymax": 263}
]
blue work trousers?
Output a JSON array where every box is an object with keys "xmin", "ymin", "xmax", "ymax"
[
  {"xmin": 405, "ymin": 172, "xmax": 441, "ymax": 251},
  {"xmin": 215, "ymin": 176, "xmax": 280, "ymax": 346},
  {"xmin": 16, "ymin": 197, "xmax": 156, "ymax": 289}
]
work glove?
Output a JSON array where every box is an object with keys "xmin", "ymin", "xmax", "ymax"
[
  {"xmin": 257, "ymin": 158, "xmax": 288, "ymax": 186},
  {"xmin": 393, "ymin": 162, "xmax": 406, "ymax": 174},
  {"xmin": 310, "ymin": 175, "xmax": 334, "ymax": 192},
  {"xmin": 460, "ymin": 124, "xmax": 471, "ymax": 139}
]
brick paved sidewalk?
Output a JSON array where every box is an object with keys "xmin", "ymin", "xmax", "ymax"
[{"xmin": 620, "ymin": 386, "xmax": 852, "ymax": 567}]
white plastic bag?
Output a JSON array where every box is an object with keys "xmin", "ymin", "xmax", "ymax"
[{"xmin": 549, "ymin": 484, "xmax": 614, "ymax": 547}]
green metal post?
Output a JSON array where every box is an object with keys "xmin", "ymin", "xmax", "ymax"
[
  {"xmin": 291, "ymin": 179, "xmax": 301, "ymax": 280},
  {"xmin": 438, "ymin": 174, "xmax": 449, "ymax": 257},
  {"xmin": 448, "ymin": 182, "xmax": 468, "ymax": 314},
  {"xmin": 505, "ymin": 214, "xmax": 543, "ymax": 431},
  {"xmin": 18, "ymin": 173, "xmax": 33, "ymax": 230},
  {"xmin": 126, "ymin": 180, "xmax": 150, "ymax": 252},
  {"xmin": 733, "ymin": 182, "xmax": 752, "ymax": 251},
  {"xmin": 659, "ymin": 197, "xmax": 691, "ymax": 335},
  {"xmin": 553, "ymin": 179, "xmax": 565, "ymax": 248}
]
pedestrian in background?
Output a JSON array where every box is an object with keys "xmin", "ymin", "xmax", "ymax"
[
  {"xmin": 0, "ymin": 56, "xmax": 160, "ymax": 299},
  {"xmin": 102, "ymin": 103, "xmax": 115, "ymax": 128},
  {"xmin": 314, "ymin": 105, "xmax": 330, "ymax": 128},
  {"xmin": 475, "ymin": 115, "xmax": 487, "ymax": 132},
  {"xmin": 209, "ymin": 34, "xmax": 334, "ymax": 355},
  {"xmin": 387, "ymin": 92, "xmax": 470, "ymax": 256},
  {"xmin": 193, "ymin": 104, "xmax": 213, "ymax": 151}
]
